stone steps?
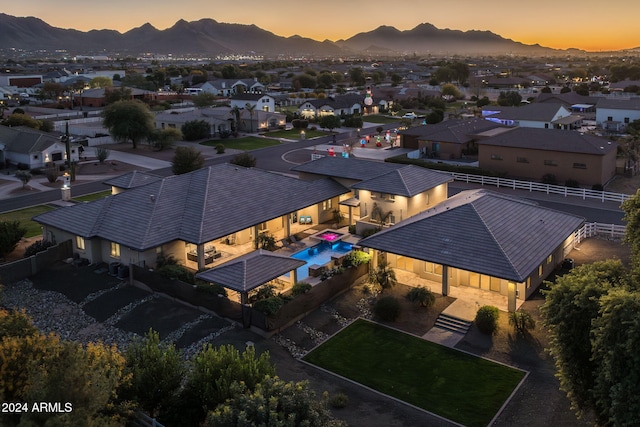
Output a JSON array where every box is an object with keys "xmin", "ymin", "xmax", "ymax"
[{"xmin": 434, "ymin": 313, "xmax": 472, "ymax": 334}]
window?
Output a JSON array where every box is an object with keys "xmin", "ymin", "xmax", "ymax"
[
  {"xmin": 424, "ymin": 262, "xmax": 442, "ymax": 275},
  {"xmin": 526, "ymin": 277, "xmax": 531, "ymax": 289},
  {"xmin": 52, "ymin": 152, "xmax": 63, "ymax": 161},
  {"xmin": 538, "ymin": 264, "xmax": 543, "ymax": 276},
  {"xmin": 322, "ymin": 199, "xmax": 332, "ymax": 210},
  {"xmin": 573, "ymin": 163, "xmax": 587, "ymax": 169},
  {"xmin": 388, "ymin": 194, "xmax": 395, "ymax": 201},
  {"xmin": 547, "ymin": 254, "xmax": 553, "ymax": 264},
  {"xmin": 516, "ymin": 157, "xmax": 529, "ymax": 163},
  {"xmin": 490, "ymin": 154, "xmax": 503, "ymax": 160},
  {"xmin": 33, "ymin": 155, "xmax": 39, "ymax": 160},
  {"xmin": 110, "ymin": 242, "xmax": 120, "ymax": 258},
  {"xmin": 624, "ymin": 117, "xmax": 630, "ymax": 124},
  {"xmin": 425, "ymin": 193, "xmax": 430, "ymax": 205},
  {"xmin": 76, "ymin": 236, "xmax": 85, "ymax": 251},
  {"xmin": 544, "ymin": 160, "xmax": 557, "ymax": 166},
  {"xmin": 258, "ymin": 222, "xmax": 268, "ymax": 232},
  {"xmin": 607, "ymin": 116, "xmax": 613, "ymax": 121}
]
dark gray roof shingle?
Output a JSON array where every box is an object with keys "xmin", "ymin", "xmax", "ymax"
[
  {"xmin": 351, "ymin": 165, "xmax": 452, "ymax": 196},
  {"xmin": 358, "ymin": 189, "xmax": 584, "ymax": 282}
]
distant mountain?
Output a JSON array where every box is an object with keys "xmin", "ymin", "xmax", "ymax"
[{"xmin": 0, "ymin": 13, "xmax": 565, "ymax": 56}]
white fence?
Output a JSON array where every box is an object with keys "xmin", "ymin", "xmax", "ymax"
[
  {"xmin": 448, "ymin": 172, "xmax": 631, "ymax": 204},
  {"xmin": 575, "ymin": 222, "xmax": 626, "ymax": 245}
]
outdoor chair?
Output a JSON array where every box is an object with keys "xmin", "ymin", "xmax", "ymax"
[
  {"xmin": 289, "ymin": 235, "xmax": 305, "ymax": 247},
  {"xmin": 279, "ymin": 239, "xmax": 295, "ymax": 250}
]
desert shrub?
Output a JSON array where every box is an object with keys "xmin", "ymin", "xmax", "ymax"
[
  {"xmin": 253, "ymin": 296, "xmax": 285, "ymax": 315},
  {"xmin": 291, "ymin": 281, "xmax": 312, "ymax": 296},
  {"xmin": 329, "ymin": 392, "xmax": 349, "ymax": 408},
  {"xmin": 17, "ymin": 163, "xmax": 29, "ymax": 171},
  {"xmin": 195, "ymin": 283, "xmax": 228, "ymax": 297},
  {"xmin": 230, "ymin": 152, "xmax": 257, "ymax": 168},
  {"xmin": 45, "ymin": 168, "xmax": 59, "ymax": 183},
  {"xmin": 475, "ymin": 305, "xmax": 500, "ymax": 335},
  {"xmin": 374, "ymin": 296, "xmax": 401, "ymax": 321},
  {"xmin": 250, "ymin": 284, "xmax": 277, "ymax": 303},
  {"xmin": 95, "ymin": 146, "xmax": 110, "ymax": 164},
  {"xmin": 156, "ymin": 264, "xmax": 194, "ymax": 284},
  {"xmin": 508, "ymin": 311, "xmax": 536, "ymax": 335},
  {"xmin": 406, "ymin": 286, "xmax": 436, "ymax": 308},
  {"xmin": 215, "ymin": 143, "xmax": 225, "ymax": 154},
  {"xmin": 23, "ymin": 240, "xmax": 55, "ymax": 258}
]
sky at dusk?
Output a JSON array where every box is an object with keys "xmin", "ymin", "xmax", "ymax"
[{"xmin": 4, "ymin": 1, "xmax": 640, "ymax": 52}]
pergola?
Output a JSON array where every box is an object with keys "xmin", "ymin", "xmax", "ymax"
[{"xmin": 195, "ymin": 249, "xmax": 306, "ymax": 304}]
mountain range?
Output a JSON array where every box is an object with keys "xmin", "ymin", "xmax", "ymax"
[{"xmin": 0, "ymin": 13, "xmax": 566, "ymax": 57}]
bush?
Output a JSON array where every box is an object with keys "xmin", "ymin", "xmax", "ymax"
[
  {"xmin": 291, "ymin": 282, "xmax": 312, "ymax": 296},
  {"xmin": 253, "ymin": 296, "xmax": 285, "ymax": 315},
  {"xmin": 361, "ymin": 227, "xmax": 380, "ymax": 238},
  {"xmin": 374, "ymin": 296, "xmax": 401, "ymax": 321},
  {"xmin": 406, "ymin": 286, "xmax": 436, "ymax": 308},
  {"xmin": 230, "ymin": 152, "xmax": 257, "ymax": 168},
  {"xmin": 195, "ymin": 283, "xmax": 228, "ymax": 297},
  {"xmin": 156, "ymin": 264, "xmax": 194, "ymax": 284},
  {"xmin": 329, "ymin": 392, "xmax": 349, "ymax": 409},
  {"xmin": 23, "ymin": 240, "xmax": 55, "ymax": 258},
  {"xmin": 565, "ymin": 179, "xmax": 580, "ymax": 188},
  {"xmin": 45, "ymin": 168, "xmax": 59, "ymax": 183},
  {"xmin": 250, "ymin": 284, "xmax": 277, "ymax": 303},
  {"xmin": 215, "ymin": 143, "xmax": 225, "ymax": 154},
  {"xmin": 541, "ymin": 173, "xmax": 557, "ymax": 185},
  {"xmin": 508, "ymin": 311, "xmax": 536, "ymax": 335},
  {"xmin": 342, "ymin": 250, "xmax": 371, "ymax": 268},
  {"xmin": 95, "ymin": 146, "xmax": 110, "ymax": 164},
  {"xmin": 475, "ymin": 305, "xmax": 500, "ymax": 335}
]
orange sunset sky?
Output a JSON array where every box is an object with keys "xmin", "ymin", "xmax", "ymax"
[{"xmin": 4, "ymin": 1, "xmax": 639, "ymax": 52}]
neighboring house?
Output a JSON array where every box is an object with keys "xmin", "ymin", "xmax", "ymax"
[
  {"xmin": 77, "ymin": 86, "xmax": 156, "ymax": 108},
  {"xmin": 477, "ymin": 127, "xmax": 617, "ymax": 186},
  {"xmin": 359, "ymin": 189, "xmax": 585, "ymax": 311},
  {"xmin": 298, "ymin": 94, "xmax": 366, "ymax": 118},
  {"xmin": 399, "ymin": 118, "xmax": 505, "ymax": 159},
  {"xmin": 229, "ymin": 93, "xmax": 275, "ymax": 113},
  {"xmin": 595, "ymin": 98, "xmax": 640, "ymax": 132},
  {"xmin": 291, "ymin": 156, "xmax": 452, "ymax": 227},
  {"xmin": 199, "ymin": 78, "xmax": 265, "ymax": 96},
  {"xmin": 0, "ymin": 125, "xmax": 80, "ymax": 169},
  {"xmin": 33, "ymin": 164, "xmax": 351, "ymax": 271},
  {"xmin": 482, "ymin": 103, "xmax": 577, "ymax": 129},
  {"xmin": 155, "ymin": 107, "xmax": 233, "ymax": 137},
  {"xmin": 608, "ymin": 79, "xmax": 640, "ymax": 92}
]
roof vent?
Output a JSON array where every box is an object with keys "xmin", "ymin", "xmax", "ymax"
[{"xmin": 150, "ymin": 194, "xmax": 155, "ymax": 203}]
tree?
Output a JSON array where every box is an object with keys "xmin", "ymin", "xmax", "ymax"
[
  {"xmin": 229, "ymin": 106, "xmax": 241, "ymax": 134},
  {"xmin": 102, "ymin": 100, "xmax": 155, "ymax": 149},
  {"xmin": 349, "ymin": 67, "xmax": 366, "ymax": 86},
  {"xmin": 95, "ymin": 146, "xmax": 111, "ymax": 163},
  {"xmin": 2, "ymin": 112, "xmax": 41, "ymax": 129},
  {"xmin": 104, "ymin": 87, "xmax": 133, "ymax": 104},
  {"xmin": 120, "ymin": 330, "xmax": 184, "ymax": 418},
  {"xmin": 90, "ymin": 76, "xmax": 113, "ymax": 88},
  {"xmin": 205, "ymin": 376, "xmax": 347, "ymax": 427},
  {"xmin": 369, "ymin": 261, "xmax": 397, "ymax": 292},
  {"xmin": 38, "ymin": 82, "xmax": 65, "ymax": 101},
  {"xmin": 148, "ymin": 128, "xmax": 182, "ymax": 151},
  {"xmin": 441, "ymin": 83, "xmax": 462, "ymax": 99},
  {"xmin": 318, "ymin": 115, "xmax": 341, "ymax": 132},
  {"xmin": 508, "ymin": 311, "xmax": 536, "ymax": 335},
  {"xmin": 621, "ymin": 188, "xmax": 640, "ymax": 267},
  {"xmin": 174, "ymin": 344, "xmax": 275, "ymax": 427},
  {"xmin": 497, "ymin": 91, "xmax": 522, "ymax": 106},
  {"xmin": 540, "ymin": 260, "xmax": 630, "ymax": 420},
  {"xmin": 192, "ymin": 93, "xmax": 217, "ymax": 108},
  {"xmin": 181, "ymin": 119, "xmax": 210, "ymax": 141},
  {"xmin": 0, "ymin": 220, "xmax": 27, "ymax": 258},
  {"xmin": 172, "ymin": 146, "xmax": 204, "ymax": 175},
  {"xmin": 14, "ymin": 170, "xmax": 32, "ymax": 188},
  {"xmin": 230, "ymin": 152, "xmax": 257, "ymax": 168},
  {"xmin": 245, "ymin": 103, "xmax": 256, "ymax": 133},
  {"xmin": 475, "ymin": 305, "xmax": 500, "ymax": 335}
]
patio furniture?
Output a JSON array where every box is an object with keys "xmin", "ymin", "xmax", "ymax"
[
  {"xmin": 279, "ymin": 239, "xmax": 295, "ymax": 250},
  {"xmin": 289, "ymin": 235, "xmax": 305, "ymax": 247}
]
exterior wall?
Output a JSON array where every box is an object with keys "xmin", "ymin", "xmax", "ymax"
[
  {"xmin": 596, "ymin": 107, "xmax": 640, "ymax": 128},
  {"xmin": 478, "ymin": 145, "xmax": 616, "ymax": 186},
  {"xmin": 357, "ymin": 183, "xmax": 448, "ymax": 223},
  {"xmin": 405, "ymin": 183, "xmax": 448, "ymax": 217}
]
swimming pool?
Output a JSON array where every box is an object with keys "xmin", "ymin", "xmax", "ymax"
[{"xmin": 291, "ymin": 241, "xmax": 353, "ymax": 280}]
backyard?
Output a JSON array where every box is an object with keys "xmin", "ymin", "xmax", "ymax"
[{"xmin": 303, "ymin": 319, "xmax": 526, "ymax": 427}]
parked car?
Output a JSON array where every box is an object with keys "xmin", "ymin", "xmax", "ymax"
[{"xmin": 402, "ymin": 112, "xmax": 417, "ymax": 119}]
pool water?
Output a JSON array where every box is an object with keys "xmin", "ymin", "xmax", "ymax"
[{"xmin": 291, "ymin": 241, "xmax": 353, "ymax": 280}]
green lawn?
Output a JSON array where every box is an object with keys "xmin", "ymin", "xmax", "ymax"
[
  {"xmin": 303, "ymin": 319, "xmax": 526, "ymax": 427},
  {"xmin": 201, "ymin": 137, "xmax": 281, "ymax": 151},
  {"xmin": 73, "ymin": 190, "xmax": 111, "ymax": 202},
  {"xmin": 0, "ymin": 205, "xmax": 55, "ymax": 238},
  {"xmin": 262, "ymin": 129, "xmax": 327, "ymax": 139}
]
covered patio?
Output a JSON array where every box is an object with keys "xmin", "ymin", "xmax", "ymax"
[{"xmin": 195, "ymin": 249, "xmax": 306, "ymax": 305}]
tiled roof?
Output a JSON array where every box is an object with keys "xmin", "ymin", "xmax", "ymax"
[
  {"xmin": 359, "ymin": 189, "xmax": 584, "ymax": 282},
  {"xmin": 0, "ymin": 125, "xmax": 61, "ymax": 154},
  {"xmin": 596, "ymin": 98, "xmax": 640, "ymax": 111},
  {"xmin": 351, "ymin": 165, "xmax": 452, "ymax": 197},
  {"xmin": 34, "ymin": 164, "xmax": 349, "ymax": 250},
  {"xmin": 292, "ymin": 156, "xmax": 403, "ymax": 181},
  {"xmin": 103, "ymin": 171, "xmax": 163, "ymax": 189},
  {"xmin": 399, "ymin": 118, "xmax": 503, "ymax": 144},
  {"xmin": 195, "ymin": 249, "xmax": 306, "ymax": 293},
  {"xmin": 478, "ymin": 127, "xmax": 617, "ymax": 155},
  {"xmin": 483, "ymin": 103, "xmax": 569, "ymax": 121}
]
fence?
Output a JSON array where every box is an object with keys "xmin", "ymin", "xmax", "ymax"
[
  {"xmin": 448, "ymin": 172, "xmax": 631, "ymax": 204},
  {"xmin": 0, "ymin": 240, "xmax": 72, "ymax": 284},
  {"xmin": 130, "ymin": 265, "xmax": 243, "ymax": 321},
  {"xmin": 574, "ymin": 222, "xmax": 626, "ymax": 245}
]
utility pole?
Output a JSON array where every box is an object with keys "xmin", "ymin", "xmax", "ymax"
[{"xmin": 63, "ymin": 120, "xmax": 75, "ymax": 182}]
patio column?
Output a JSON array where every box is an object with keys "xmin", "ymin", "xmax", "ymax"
[
  {"xmin": 286, "ymin": 214, "xmax": 291, "ymax": 238},
  {"xmin": 441, "ymin": 265, "xmax": 449, "ymax": 296},
  {"xmin": 291, "ymin": 268, "xmax": 298, "ymax": 286},
  {"xmin": 507, "ymin": 281, "xmax": 517, "ymax": 312},
  {"xmin": 196, "ymin": 244, "xmax": 205, "ymax": 270},
  {"xmin": 240, "ymin": 292, "xmax": 249, "ymax": 305},
  {"xmin": 348, "ymin": 206, "xmax": 353, "ymax": 226},
  {"xmin": 253, "ymin": 225, "xmax": 260, "ymax": 249}
]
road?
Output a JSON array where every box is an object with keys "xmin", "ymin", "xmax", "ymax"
[{"xmin": 0, "ymin": 123, "xmax": 628, "ymax": 226}]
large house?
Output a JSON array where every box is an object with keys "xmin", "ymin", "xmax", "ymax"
[
  {"xmin": 0, "ymin": 125, "xmax": 80, "ymax": 169},
  {"xmin": 477, "ymin": 127, "xmax": 617, "ymax": 186},
  {"xmin": 229, "ymin": 93, "xmax": 275, "ymax": 113},
  {"xmin": 359, "ymin": 189, "xmax": 584, "ymax": 311},
  {"xmin": 298, "ymin": 94, "xmax": 367, "ymax": 118},
  {"xmin": 193, "ymin": 79, "xmax": 265, "ymax": 97},
  {"xmin": 482, "ymin": 103, "xmax": 578, "ymax": 129},
  {"xmin": 595, "ymin": 98, "xmax": 640, "ymax": 132}
]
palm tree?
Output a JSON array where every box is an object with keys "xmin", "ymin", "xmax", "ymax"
[
  {"xmin": 230, "ymin": 106, "xmax": 241, "ymax": 134},
  {"xmin": 245, "ymin": 103, "xmax": 256, "ymax": 133},
  {"xmin": 370, "ymin": 261, "xmax": 397, "ymax": 292},
  {"xmin": 371, "ymin": 203, "xmax": 393, "ymax": 226}
]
